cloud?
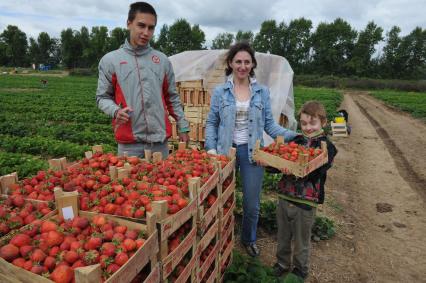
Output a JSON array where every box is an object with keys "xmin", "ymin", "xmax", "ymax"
[{"xmin": 0, "ymin": 0, "xmax": 425, "ymax": 44}]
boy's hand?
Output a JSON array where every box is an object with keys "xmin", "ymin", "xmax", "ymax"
[{"xmin": 280, "ymin": 167, "xmax": 291, "ymax": 175}]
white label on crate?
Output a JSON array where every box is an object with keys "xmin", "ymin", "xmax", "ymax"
[{"xmin": 62, "ymin": 206, "xmax": 74, "ymax": 220}]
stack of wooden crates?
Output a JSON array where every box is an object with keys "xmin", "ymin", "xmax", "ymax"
[{"xmin": 169, "ymin": 55, "xmax": 227, "ymax": 146}]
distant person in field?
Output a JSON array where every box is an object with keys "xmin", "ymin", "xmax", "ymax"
[
  {"xmin": 271, "ymin": 101, "xmax": 338, "ymax": 282},
  {"xmin": 96, "ymin": 2, "xmax": 189, "ymax": 158},
  {"xmin": 205, "ymin": 42, "xmax": 298, "ymax": 258}
]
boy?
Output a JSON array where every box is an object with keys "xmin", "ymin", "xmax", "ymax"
[{"xmin": 273, "ymin": 101, "xmax": 338, "ymax": 281}]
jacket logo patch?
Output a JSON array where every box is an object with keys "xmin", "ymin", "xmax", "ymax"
[
  {"xmin": 120, "ymin": 61, "xmax": 128, "ymax": 65},
  {"xmin": 152, "ymin": 55, "xmax": 160, "ymax": 64}
]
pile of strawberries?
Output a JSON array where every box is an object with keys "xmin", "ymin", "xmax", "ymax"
[
  {"xmin": 0, "ymin": 214, "xmax": 146, "ymax": 282},
  {"xmin": 262, "ymin": 141, "xmax": 323, "ymax": 162},
  {"xmin": 0, "ymin": 195, "xmax": 53, "ymax": 236}
]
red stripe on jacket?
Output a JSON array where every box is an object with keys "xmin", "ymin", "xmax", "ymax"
[
  {"xmin": 112, "ymin": 73, "xmax": 136, "ymax": 143},
  {"xmin": 161, "ymin": 74, "xmax": 175, "ymax": 139}
]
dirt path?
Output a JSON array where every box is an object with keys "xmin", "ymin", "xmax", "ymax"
[{"xmin": 237, "ymin": 91, "xmax": 426, "ymax": 282}]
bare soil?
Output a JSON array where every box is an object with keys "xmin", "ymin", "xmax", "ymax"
[{"xmin": 236, "ymin": 91, "xmax": 426, "ymax": 283}]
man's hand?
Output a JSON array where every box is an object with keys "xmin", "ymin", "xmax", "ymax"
[
  {"xmin": 115, "ymin": 107, "xmax": 133, "ymax": 125},
  {"xmin": 179, "ymin": 132, "xmax": 189, "ymax": 142}
]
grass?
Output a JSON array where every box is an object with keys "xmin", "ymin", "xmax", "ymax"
[
  {"xmin": 294, "ymin": 86, "xmax": 343, "ymax": 124},
  {"xmin": 369, "ymin": 90, "xmax": 426, "ymax": 122}
]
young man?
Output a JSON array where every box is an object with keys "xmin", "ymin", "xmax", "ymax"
[{"xmin": 96, "ymin": 2, "xmax": 189, "ymax": 158}]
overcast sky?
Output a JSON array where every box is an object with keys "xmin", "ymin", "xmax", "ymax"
[{"xmin": 1, "ymin": 0, "xmax": 425, "ymax": 47}]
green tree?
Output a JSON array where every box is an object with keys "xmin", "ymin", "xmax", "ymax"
[
  {"xmin": 167, "ymin": 19, "xmax": 206, "ymax": 55},
  {"xmin": 37, "ymin": 32, "xmax": 55, "ymax": 65},
  {"xmin": 189, "ymin": 24, "xmax": 206, "ymax": 50},
  {"xmin": 155, "ymin": 24, "xmax": 172, "ymax": 55},
  {"xmin": 403, "ymin": 27, "xmax": 426, "ymax": 79},
  {"xmin": 78, "ymin": 27, "xmax": 91, "ymax": 68},
  {"xmin": 253, "ymin": 20, "xmax": 280, "ymax": 54},
  {"xmin": 311, "ymin": 18, "xmax": 357, "ymax": 75},
  {"xmin": 347, "ymin": 21, "xmax": 383, "ymax": 76},
  {"xmin": 60, "ymin": 28, "xmax": 82, "ymax": 68},
  {"xmin": 108, "ymin": 27, "xmax": 128, "ymax": 52},
  {"xmin": 381, "ymin": 26, "xmax": 402, "ymax": 78},
  {"xmin": 0, "ymin": 25, "xmax": 28, "ymax": 66},
  {"xmin": 0, "ymin": 41, "xmax": 7, "ymax": 66},
  {"xmin": 28, "ymin": 37, "xmax": 40, "ymax": 66},
  {"xmin": 235, "ymin": 30, "xmax": 254, "ymax": 44},
  {"xmin": 88, "ymin": 26, "xmax": 109, "ymax": 67},
  {"xmin": 281, "ymin": 18, "xmax": 313, "ymax": 73},
  {"xmin": 211, "ymin": 32, "xmax": 234, "ymax": 49}
]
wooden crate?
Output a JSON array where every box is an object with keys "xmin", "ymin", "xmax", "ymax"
[
  {"xmin": 151, "ymin": 186, "xmax": 198, "ymax": 261},
  {"xmin": 0, "ymin": 172, "xmax": 18, "ymax": 195},
  {"xmin": 143, "ymin": 262, "xmax": 161, "ymax": 283},
  {"xmin": 218, "ymin": 239, "xmax": 233, "ymax": 283},
  {"xmin": 278, "ymin": 113, "xmax": 289, "ymax": 128},
  {"xmin": 253, "ymin": 136, "xmax": 329, "ymax": 178},
  {"xmin": 218, "ymin": 148, "xmax": 236, "ymax": 183},
  {"xmin": 0, "ymin": 210, "xmax": 159, "ymax": 283},
  {"xmin": 331, "ymin": 122, "xmax": 348, "ymax": 137},
  {"xmin": 163, "ymin": 251, "xmax": 197, "ymax": 283},
  {"xmin": 196, "ymin": 219, "xmax": 219, "ymax": 259},
  {"xmin": 160, "ymin": 226, "xmax": 197, "ymax": 280},
  {"xmin": 189, "ymin": 172, "xmax": 220, "ymax": 235},
  {"xmin": 184, "ymin": 106, "xmax": 210, "ymax": 124},
  {"xmin": 219, "ymin": 215, "xmax": 234, "ymax": 253},
  {"xmin": 48, "ymin": 157, "xmax": 68, "ymax": 170},
  {"xmin": 189, "ymin": 122, "xmax": 199, "ymax": 141},
  {"xmin": 197, "ymin": 226, "xmax": 219, "ymax": 282},
  {"xmin": 219, "ymin": 191, "xmax": 236, "ymax": 233},
  {"xmin": 0, "ymin": 195, "xmax": 57, "ymax": 240}
]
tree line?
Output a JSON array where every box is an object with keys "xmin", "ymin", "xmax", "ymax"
[{"xmin": 0, "ymin": 18, "xmax": 425, "ymax": 79}]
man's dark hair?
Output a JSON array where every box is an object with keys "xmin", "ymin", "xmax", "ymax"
[
  {"xmin": 224, "ymin": 42, "xmax": 257, "ymax": 77},
  {"xmin": 128, "ymin": 2, "xmax": 157, "ymax": 22}
]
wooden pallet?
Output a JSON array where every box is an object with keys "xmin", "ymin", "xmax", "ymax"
[
  {"xmin": 253, "ymin": 136, "xmax": 329, "ymax": 178},
  {"xmin": 331, "ymin": 122, "xmax": 348, "ymax": 137}
]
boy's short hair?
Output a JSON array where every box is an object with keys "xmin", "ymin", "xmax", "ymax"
[
  {"xmin": 298, "ymin": 101, "xmax": 327, "ymax": 124},
  {"xmin": 128, "ymin": 2, "xmax": 157, "ymax": 23}
]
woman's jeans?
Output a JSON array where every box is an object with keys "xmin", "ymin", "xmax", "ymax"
[{"xmin": 235, "ymin": 143, "xmax": 264, "ymax": 244}]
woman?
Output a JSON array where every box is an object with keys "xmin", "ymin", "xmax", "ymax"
[{"xmin": 205, "ymin": 42, "xmax": 297, "ymax": 257}]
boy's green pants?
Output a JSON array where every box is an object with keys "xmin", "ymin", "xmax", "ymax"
[{"xmin": 276, "ymin": 198, "xmax": 316, "ymax": 278}]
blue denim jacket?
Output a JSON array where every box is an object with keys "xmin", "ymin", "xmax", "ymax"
[{"xmin": 205, "ymin": 80, "xmax": 298, "ymax": 163}]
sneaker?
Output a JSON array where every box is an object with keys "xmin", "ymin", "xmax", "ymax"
[
  {"xmin": 273, "ymin": 262, "xmax": 289, "ymax": 277},
  {"xmin": 242, "ymin": 242, "xmax": 260, "ymax": 257}
]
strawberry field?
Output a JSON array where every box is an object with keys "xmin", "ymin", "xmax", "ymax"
[
  {"xmin": 0, "ymin": 75, "xmax": 342, "ymax": 179},
  {"xmin": 0, "ymin": 74, "xmax": 344, "ymax": 282}
]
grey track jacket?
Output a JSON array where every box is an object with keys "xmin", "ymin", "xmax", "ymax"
[{"xmin": 96, "ymin": 39, "xmax": 188, "ymax": 144}]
